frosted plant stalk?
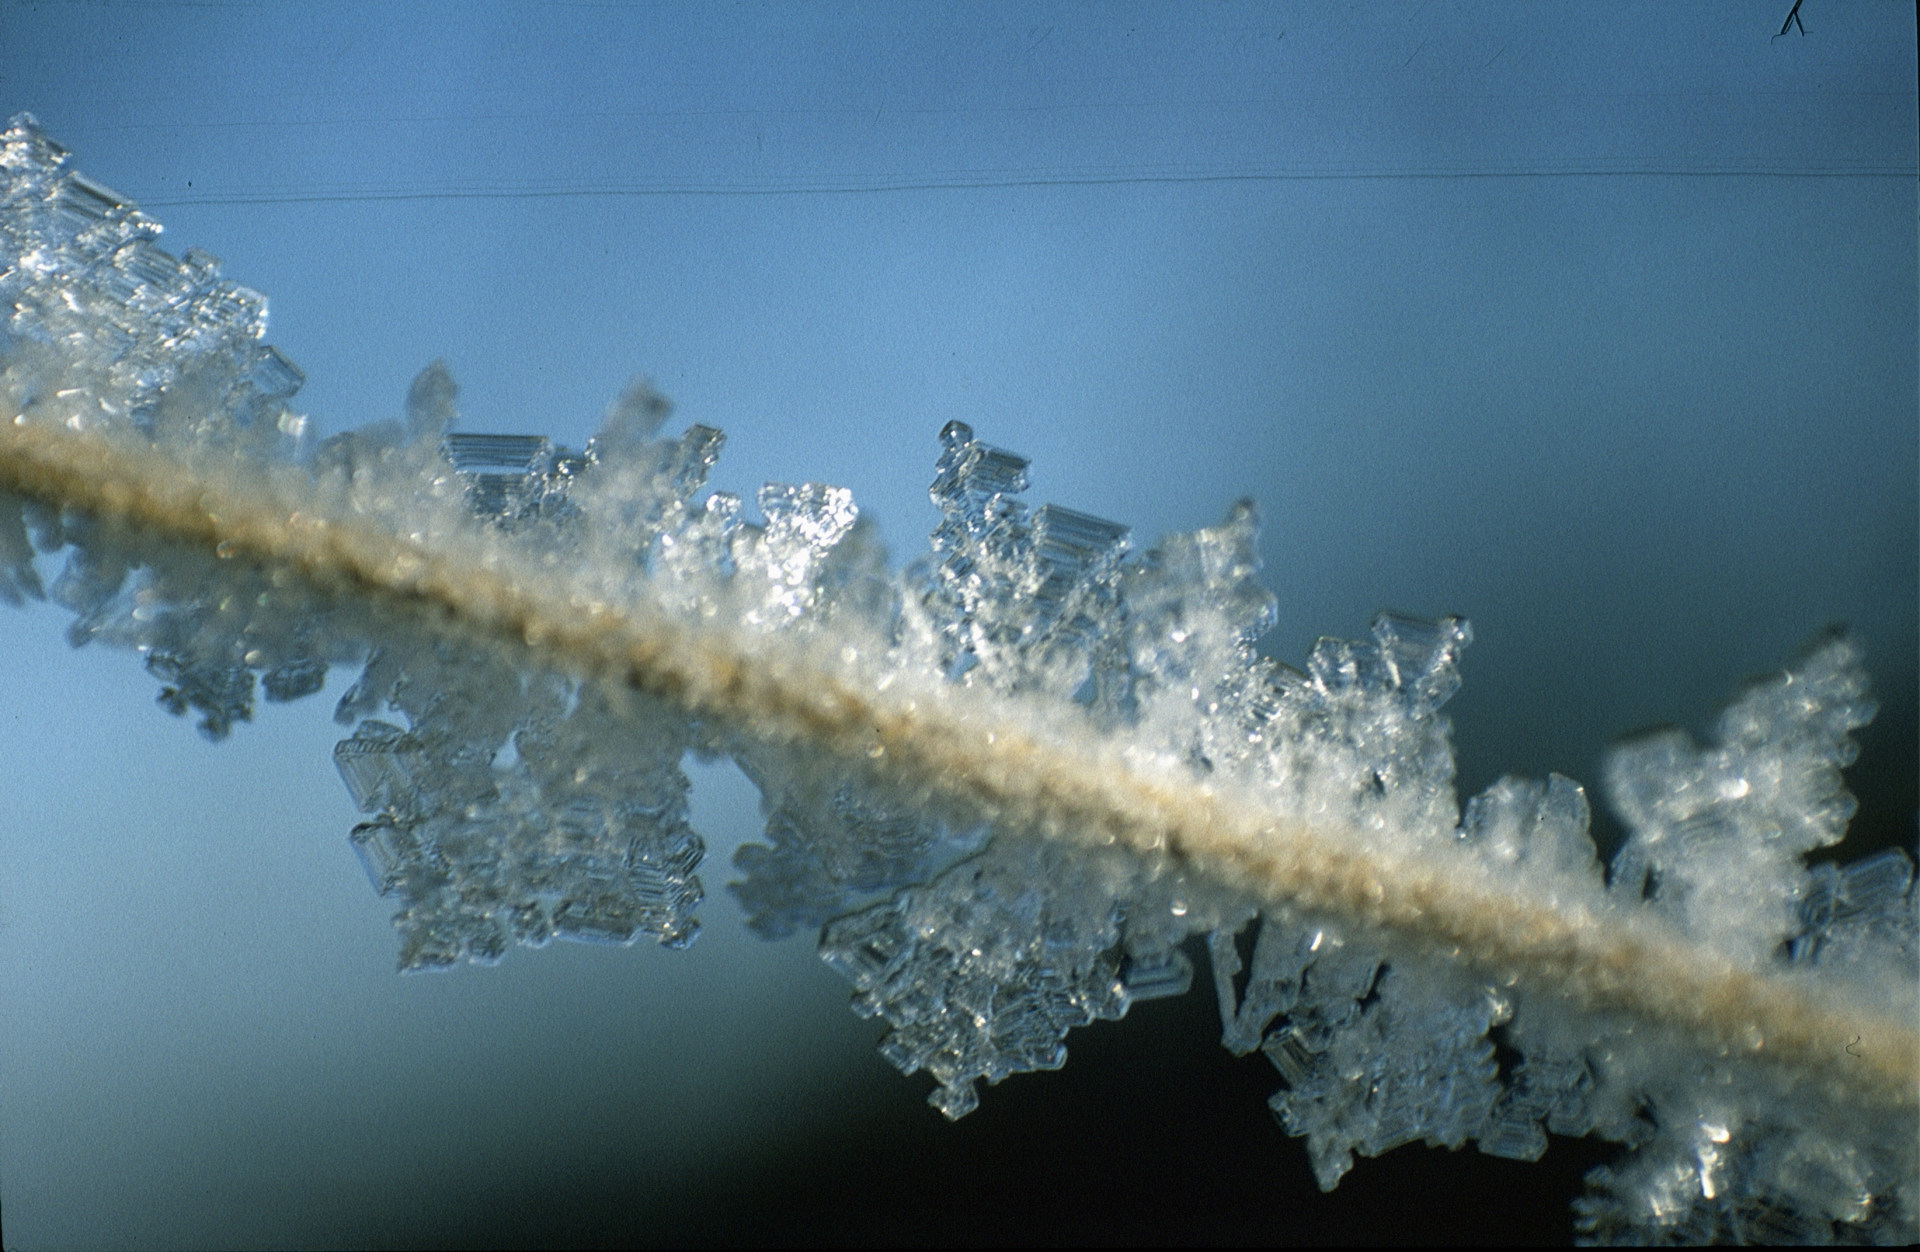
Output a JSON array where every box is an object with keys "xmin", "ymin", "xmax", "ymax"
[
  {"xmin": 2, "ymin": 114, "xmax": 1913, "ymax": 1242},
  {"xmin": 1, "ymin": 415, "xmax": 1908, "ymax": 1107}
]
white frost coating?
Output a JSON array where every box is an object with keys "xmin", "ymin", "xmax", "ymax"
[
  {"xmin": 2, "ymin": 114, "xmax": 1914, "ymax": 1243},
  {"xmin": 1605, "ymin": 636, "xmax": 1877, "ymax": 967}
]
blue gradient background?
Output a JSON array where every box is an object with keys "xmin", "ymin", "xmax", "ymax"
[{"xmin": 0, "ymin": 3, "xmax": 1913, "ymax": 1246}]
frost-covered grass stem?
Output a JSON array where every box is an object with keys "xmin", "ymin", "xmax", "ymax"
[{"xmin": 2, "ymin": 416, "xmax": 1913, "ymax": 1111}]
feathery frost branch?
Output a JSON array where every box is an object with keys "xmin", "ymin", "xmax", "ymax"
[{"xmin": 2, "ymin": 114, "xmax": 1913, "ymax": 1243}]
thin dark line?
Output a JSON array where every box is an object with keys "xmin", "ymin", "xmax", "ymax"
[
  {"xmin": 55, "ymin": 88, "xmax": 1918, "ymax": 133},
  {"xmin": 133, "ymin": 165, "xmax": 1920, "ymax": 206}
]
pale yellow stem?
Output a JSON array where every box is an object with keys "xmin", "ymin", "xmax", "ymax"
[{"xmin": 2, "ymin": 417, "xmax": 1914, "ymax": 1111}]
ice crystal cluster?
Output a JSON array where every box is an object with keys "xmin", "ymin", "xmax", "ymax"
[{"xmin": 1, "ymin": 115, "xmax": 1914, "ymax": 1244}]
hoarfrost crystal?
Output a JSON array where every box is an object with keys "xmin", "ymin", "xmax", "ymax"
[{"xmin": 2, "ymin": 114, "xmax": 1913, "ymax": 1244}]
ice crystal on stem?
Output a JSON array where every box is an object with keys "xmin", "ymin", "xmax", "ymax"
[{"xmin": 1, "ymin": 115, "xmax": 1914, "ymax": 1243}]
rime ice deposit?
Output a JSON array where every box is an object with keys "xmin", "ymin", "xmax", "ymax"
[{"xmin": 3, "ymin": 114, "xmax": 1914, "ymax": 1244}]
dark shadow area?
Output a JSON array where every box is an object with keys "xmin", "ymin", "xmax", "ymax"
[{"xmin": 401, "ymin": 939, "xmax": 1618, "ymax": 1248}]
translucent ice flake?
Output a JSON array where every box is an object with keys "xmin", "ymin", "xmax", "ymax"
[
  {"xmin": 1118, "ymin": 497, "xmax": 1276, "ymax": 752},
  {"xmin": 334, "ymin": 720, "xmax": 423, "ymax": 818},
  {"xmin": 332, "ymin": 644, "xmax": 704, "ymax": 969},
  {"xmin": 404, "ymin": 358, "xmax": 459, "ymax": 439},
  {"xmin": 735, "ymin": 481, "xmax": 861, "ymax": 625},
  {"xmin": 1574, "ymin": 1111, "xmax": 1915, "ymax": 1246},
  {"xmin": 442, "ymin": 432, "xmax": 562, "ymax": 522},
  {"xmin": 1250, "ymin": 611, "xmax": 1472, "ymax": 849},
  {"xmin": 576, "ymin": 410, "xmax": 725, "ymax": 565},
  {"xmin": 1265, "ymin": 966, "xmax": 1507, "ymax": 1191},
  {"xmin": 0, "ymin": 491, "xmax": 45, "ymax": 605},
  {"xmin": 1476, "ymin": 1049, "xmax": 1597, "ymax": 1162},
  {"xmin": 727, "ymin": 738, "xmax": 972, "ymax": 940},
  {"xmin": 588, "ymin": 377, "xmax": 674, "ymax": 457},
  {"xmin": 31, "ymin": 504, "xmax": 346, "ymax": 739},
  {"xmin": 1788, "ymin": 847, "xmax": 1917, "ymax": 979},
  {"xmin": 1209, "ymin": 913, "xmax": 1542, "ymax": 1190},
  {"xmin": 1604, "ymin": 634, "xmax": 1878, "ymax": 962},
  {"xmin": 1209, "ymin": 912, "xmax": 1327, "ymax": 1057},
  {"xmin": 820, "ymin": 838, "xmax": 1192, "ymax": 1120},
  {"xmin": 1, "ymin": 114, "xmax": 303, "ymax": 453},
  {"xmin": 914, "ymin": 419, "xmax": 1129, "ymax": 700},
  {"xmin": 1457, "ymin": 773, "xmax": 1606, "ymax": 909}
]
